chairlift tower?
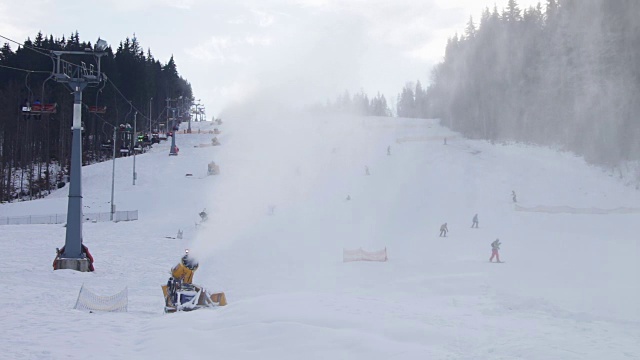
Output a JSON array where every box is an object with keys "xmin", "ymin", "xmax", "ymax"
[
  {"xmin": 52, "ymin": 39, "xmax": 108, "ymax": 272},
  {"xmin": 169, "ymin": 107, "xmax": 179, "ymax": 156}
]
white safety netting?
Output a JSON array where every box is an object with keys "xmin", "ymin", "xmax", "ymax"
[
  {"xmin": 74, "ymin": 284, "xmax": 128, "ymax": 312},
  {"xmin": 514, "ymin": 204, "xmax": 640, "ymax": 214},
  {"xmin": 343, "ymin": 247, "xmax": 388, "ymax": 262}
]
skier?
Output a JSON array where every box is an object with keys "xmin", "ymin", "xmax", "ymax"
[
  {"xmin": 444, "ymin": 137, "xmax": 447, "ymax": 145},
  {"xmin": 490, "ymin": 238, "xmax": 502, "ymax": 262},
  {"xmin": 511, "ymin": 190, "xmax": 517, "ymax": 203},
  {"xmin": 346, "ymin": 195, "xmax": 351, "ymax": 201},
  {"xmin": 365, "ymin": 166, "xmax": 370, "ymax": 175},
  {"xmin": 199, "ymin": 208, "xmax": 208, "ymax": 222},
  {"xmin": 387, "ymin": 145, "xmax": 391, "ymax": 156},
  {"xmin": 439, "ymin": 222, "xmax": 448, "ymax": 237},
  {"xmin": 471, "ymin": 214, "xmax": 479, "ymax": 228},
  {"xmin": 177, "ymin": 229, "xmax": 183, "ymax": 239}
]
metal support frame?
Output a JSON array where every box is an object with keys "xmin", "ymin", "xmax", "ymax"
[
  {"xmin": 110, "ymin": 126, "xmax": 117, "ymax": 221},
  {"xmin": 169, "ymin": 117, "xmax": 178, "ymax": 156},
  {"xmin": 133, "ymin": 111, "xmax": 137, "ymax": 185},
  {"xmin": 149, "ymin": 97, "xmax": 153, "ymax": 136},
  {"xmin": 52, "ymin": 43, "xmax": 107, "ymax": 271}
]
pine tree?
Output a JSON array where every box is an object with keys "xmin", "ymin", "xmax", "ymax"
[
  {"xmin": 503, "ymin": 0, "xmax": 522, "ymax": 22},
  {"xmin": 465, "ymin": 16, "xmax": 476, "ymax": 39}
]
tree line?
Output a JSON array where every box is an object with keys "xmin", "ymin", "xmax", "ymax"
[
  {"xmin": 312, "ymin": 90, "xmax": 391, "ymax": 117},
  {"xmin": 398, "ymin": 0, "xmax": 640, "ymax": 167},
  {"xmin": 0, "ymin": 31, "xmax": 193, "ymax": 202}
]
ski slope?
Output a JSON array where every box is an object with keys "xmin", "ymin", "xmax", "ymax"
[{"xmin": 0, "ymin": 113, "xmax": 638, "ymax": 359}]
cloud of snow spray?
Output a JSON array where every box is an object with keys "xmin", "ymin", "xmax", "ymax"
[{"xmin": 188, "ymin": 12, "xmax": 370, "ymax": 267}]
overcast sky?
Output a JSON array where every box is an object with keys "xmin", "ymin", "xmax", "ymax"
[{"xmin": 0, "ymin": 0, "xmax": 540, "ymax": 116}]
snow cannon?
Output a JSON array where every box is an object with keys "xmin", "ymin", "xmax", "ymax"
[
  {"xmin": 162, "ymin": 250, "xmax": 227, "ymax": 313},
  {"xmin": 172, "ymin": 251, "xmax": 199, "ymax": 284}
]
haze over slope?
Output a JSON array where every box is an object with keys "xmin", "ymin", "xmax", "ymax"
[{"xmin": 0, "ymin": 113, "xmax": 638, "ymax": 359}]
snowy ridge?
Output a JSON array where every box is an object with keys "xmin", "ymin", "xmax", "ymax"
[
  {"xmin": 0, "ymin": 115, "xmax": 638, "ymax": 359},
  {"xmin": 515, "ymin": 204, "xmax": 640, "ymax": 214}
]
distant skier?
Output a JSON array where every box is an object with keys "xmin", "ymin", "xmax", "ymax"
[
  {"xmin": 346, "ymin": 195, "xmax": 351, "ymax": 201},
  {"xmin": 365, "ymin": 166, "xmax": 370, "ymax": 175},
  {"xmin": 199, "ymin": 209, "xmax": 208, "ymax": 222},
  {"xmin": 387, "ymin": 145, "xmax": 391, "ymax": 156},
  {"xmin": 489, "ymin": 238, "xmax": 502, "ymax": 263},
  {"xmin": 439, "ymin": 223, "xmax": 448, "ymax": 237},
  {"xmin": 471, "ymin": 214, "xmax": 479, "ymax": 228},
  {"xmin": 444, "ymin": 137, "xmax": 447, "ymax": 145},
  {"xmin": 177, "ymin": 229, "xmax": 183, "ymax": 239},
  {"xmin": 511, "ymin": 190, "xmax": 517, "ymax": 203}
]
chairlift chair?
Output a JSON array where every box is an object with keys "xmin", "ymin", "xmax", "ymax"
[
  {"xmin": 88, "ymin": 105, "xmax": 107, "ymax": 114},
  {"xmin": 101, "ymin": 139, "xmax": 113, "ymax": 151},
  {"xmin": 30, "ymin": 103, "xmax": 57, "ymax": 114},
  {"xmin": 22, "ymin": 103, "xmax": 57, "ymax": 120}
]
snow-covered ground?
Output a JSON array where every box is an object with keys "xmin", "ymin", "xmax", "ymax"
[{"xmin": 1, "ymin": 113, "xmax": 638, "ymax": 359}]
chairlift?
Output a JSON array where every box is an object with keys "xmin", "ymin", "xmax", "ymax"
[
  {"xmin": 21, "ymin": 102, "xmax": 57, "ymax": 118},
  {"xmin": 101, "ymin": 139, "xmax": 113, "ymax": 151},
  {"xmin": 119, "ymin": 123, "xmax": 133, "ymax": 132},
  {"xmin": 31, "ymin": 103, "xmax": 57, "ymax": 114},
  {"xmin": 89, "ymin": 105, "xmax": 107, "ymax": 114}
]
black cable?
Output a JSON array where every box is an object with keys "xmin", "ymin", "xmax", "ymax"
[
  {"xmin": 0, "ymin": 34, "xmax": 53, "ymax": 58},
  {"xmin": 0, "ymin": 63, "xmax": 50, "ymax": 73},
  {"xmin": 0, "ymin": 33, "xmax": 94, "ymax": 72},
  {"xmin": 107, "ymin": 80, "xmax": 153, "ymax": 122}
]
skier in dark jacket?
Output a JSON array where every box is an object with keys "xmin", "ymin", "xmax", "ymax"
[
  {"xmin": 199, "ymin": 209, "xmax": 208, "ymax": 222},
  {"xmin": 439, "ymin": 223, "xmax": 448, "ymax": 237},
  {"xmin": 471, "ymin": 214, "xmax": 479, "ymax": 228}
]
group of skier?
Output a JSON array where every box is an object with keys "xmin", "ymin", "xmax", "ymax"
[
  {"xmin": 437, "ymin": 213, "xmax": 502, "ymax": 263},
  {"xmin": 364, "ymin": 145, "xmax": 506, "ymax": 263}
]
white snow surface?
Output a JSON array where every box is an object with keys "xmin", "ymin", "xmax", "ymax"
[{"xmin": 0, "ymin": 114, "xmax": 639, "ymax": 359}]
